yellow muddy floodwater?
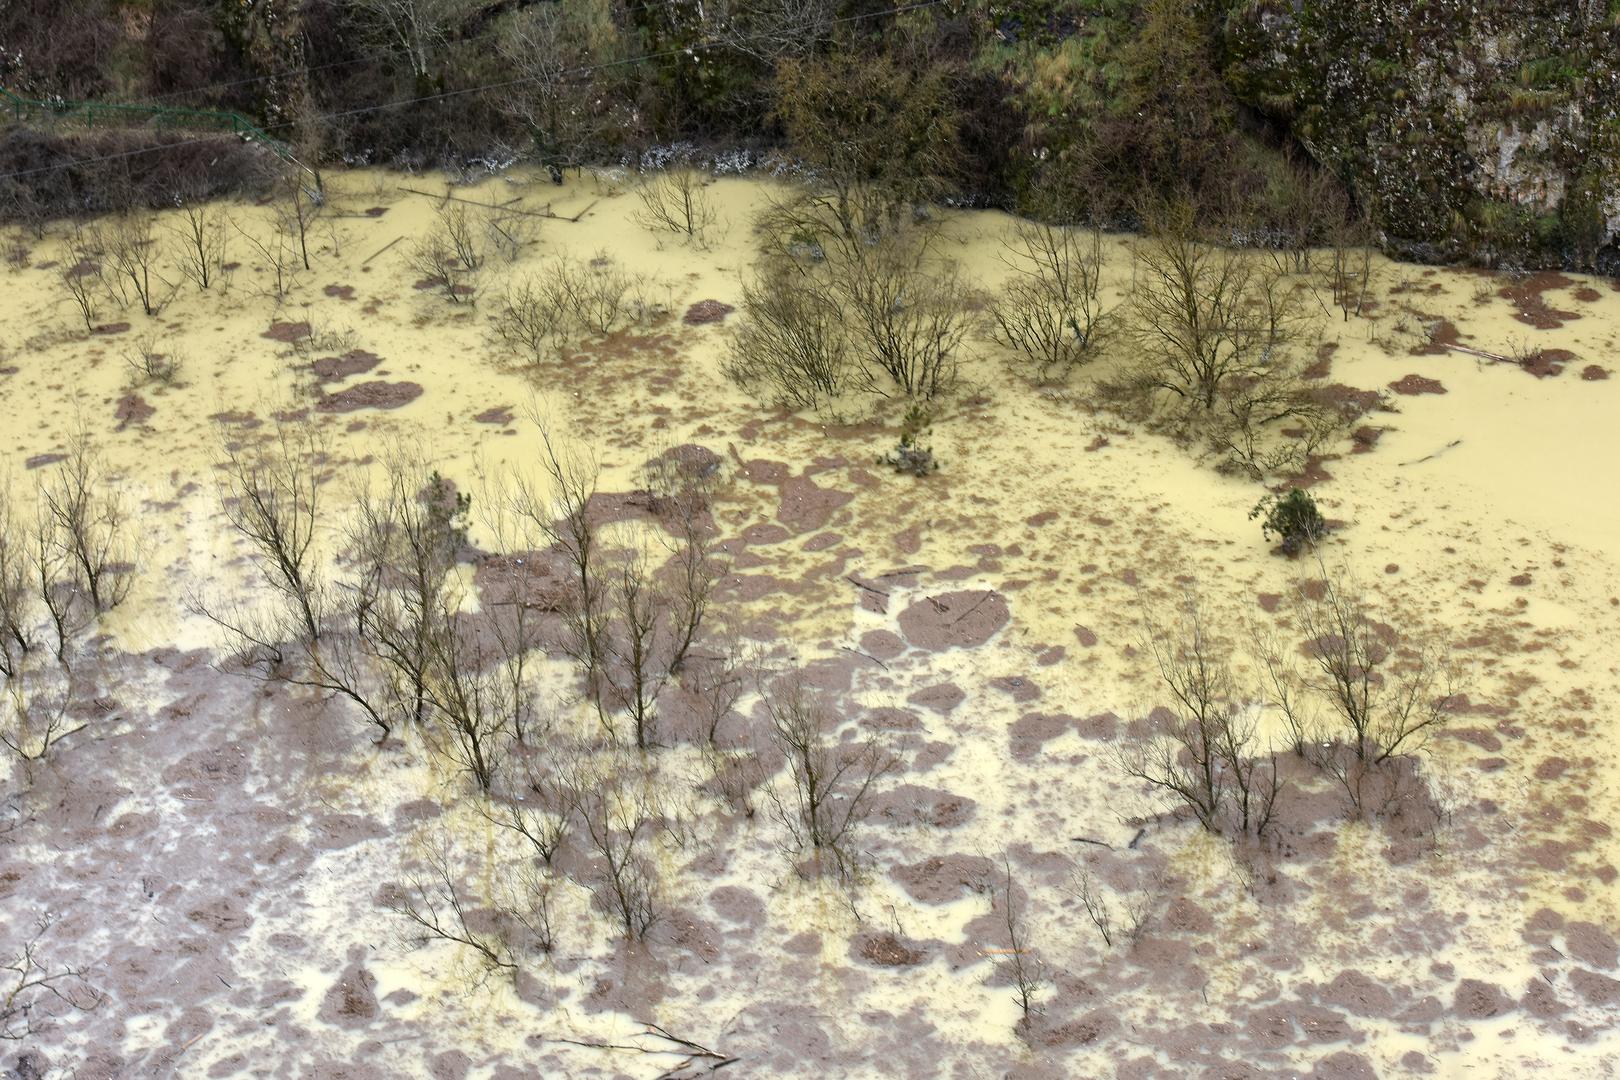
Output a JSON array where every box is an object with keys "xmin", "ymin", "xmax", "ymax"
[{"xmin": 1, "ymin": 169, "xmax": 1617, "ymax": 1077}]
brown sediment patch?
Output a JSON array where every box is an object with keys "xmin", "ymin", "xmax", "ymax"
[
  {"xmin": 858, "ymin": 629, "xmax": 905, "ymax": 660},
  {"xmin": 897, "ymin": 590, "xmax": 1009, "ymax": 650},
  {"xmin": 1410, "ymin": 315, "xmax": 1462, "ymax": 356},
  {"xmin": 1320, "ymin": 970, "xmax": 1397, "ymax": 1018},
  {"xmin": 1010, "ymin": 712, "xmax": 1078, "ymax": 760},
  {"xmin": 1570, "ymin": 968, "xmax": 1620, "ymax": 1006},
  {"xmin": 855, "ymin": 932, "xmax": 925, "ymax": 967},
  {"xmin": 323, "ymin": 284, "xmax": 357, "ymax": 300},
  {"xmin": 1084, "ymin": 434, "xmax": 1109, "ymax": 452},
  {"xmin": 1565, "ymin": 921, "xmax": 1618, "ymax": 969},
  {"xmin": 1390, "ymin": 374, "xmax": 1446, "ymax": 396},
  {"xmin": 1573, "ymin": 285, "xmax": 1602, "ymax": 302},
  {"xmin": 1303, "ymin": 342, "xmax": 1338, "ymax": 380},
  {"xmin": 682, "ymin": 299, "xmax": 734, "ymax": 325},
  {"xmin": 776, "ymin": 474, "xmax": 852, "ymax": 533},
  {"xmin": 318, "ymin": 960, "xmax": 379, "ymax": 1027},
  {"xmin": 742, "ymin": 523, "xmax": 792, "ymax": 546},
  {"xmin": 93, "ymin": 321, "xmax": 131, "ymax": 336},
  {"xmin": 1031, "ymin": 1011, "xmax": 1118, "ymax": 1049},
  {"xmin": 315, "ymin": 380, "xmax": 424, "ymax": 412},
  {"xmin": 1509, "ymin": 573, "xmax": 1532, "ymax": 587},
  {"xmin": 1293, "ymin": 456, "xmax": 1334, "ymax": 488},
  {"xmin": 1581, "ymin": 365, "xmax": 1610, "ymax": 381},
  {"xmin": 1350, "ymin": 425, "xmax": 1386, "ymax": 453},
  {"xmin": 869, "ymin": 784, "xmax": 977, "ymax": 829},
  {"xmin": 25, "ymin": 452, "xmax": 67, "ymax": 470},
  {"xmin": 114, "ymin": 392, "xmax": 156, "ymax": 431},
  {"xmin": 310, "ymin": 349, "xmax": 382, "ymax": 383},
  {"xmin": 261, "ymin": 320, "xmax": 312, "ymax": 343},
  {"xmin": 1257, "ymin": 593, "xmax": 1281, "ymax": 612},
  {"xmin": 1453, "ymin": 978, "xmax": 1511, "ymax": 1018},
  {"xmin": 1518, "ymin": 347, "xmax": 1575, "ymax": 379},
  {"xmin": 208, "ymin": 409, "xmax": 262, "ymax": 429},
  {"xmin": 1317, "ymin": 383, "xmax": 1387, "ymax": 421},
  {"xmin": 1026, "ymin": 510, "xmax": 1058, "ymax": 527},
  {"xmin": 412, "ymin": 278, "xmax": 476, "ymax": 298},
  {"xmin": 907, "ymin": 682, "xmax": 964, "ymax": 714},
  {"xmin": 891, "ymin": 854, "xmax": 995, "ymax": 904},
  {"xmin": 988, "ymin": 675, "xmax": 1040, "ymax": 702},
  {"xmin": 363, "ymin": 206, "xmax": 388, "ymax": 217},
  {"xmin": 1499, "ymin": 272, "xmax": 1579, "ymax": 329},
  {"xmin": 473, "ymin": 405, "xmax": 515, "ymax": 425}
]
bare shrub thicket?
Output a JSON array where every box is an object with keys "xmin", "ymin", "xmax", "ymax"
[
  {"xmin": 633, "ymin": 168, "xmax": 719, "ymax": 245},
  {"xmin": 120, "ymin": 330, "xmax": 184, "ymax": 388},
  {"xmin": 406, "ymin": 204, "xmax": 482, "ymax": 305},
  {"xmin": 499, "ymin": 426, "xmax": 726, "ymax": 750},
  {"xmin": 990, "ymin": 222, "xmax": 1112, "ymax": 383},
  {"xmin": 729, "ymin": 189, "xmax": 970, "ymax": 411},
  {"xmin": 494, "ymin": 256, "xmax": 667, "ymax": 362},
  {"xmin": 196, "ymin": 440, "xmax": 466, "ymax": 744},
  {"xmin": 762, "ymin": 674, "xmax": 891, "ymax": 879},
  {"xmin": 723, "ymin": 260, "xmax": 852, "ymax": 411},
  {"xmin": 1116, "ymin": 592, "xmax": 1280, "ymax": 837},
  {"xmin": 1120, "ymin": 202, "xmax": 1343, "ymax": 478}
]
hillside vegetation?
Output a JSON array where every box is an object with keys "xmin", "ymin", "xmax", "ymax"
[{"xmin": 2, "ymin": 0, "xmax": 1618, "ymax": 270}]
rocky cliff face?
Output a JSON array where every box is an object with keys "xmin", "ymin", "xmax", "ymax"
[{"xmin": 1222, "ymin": 0, "xmax": 1620, "ymax": 272}]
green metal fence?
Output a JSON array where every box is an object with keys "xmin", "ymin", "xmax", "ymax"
[{"xmin": 0, "ymin": 86, "xmax": 297, "ymax": 165}]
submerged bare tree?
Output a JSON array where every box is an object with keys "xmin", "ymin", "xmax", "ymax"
[
  {"xmin": 763, "ymin": 674, "xmax": 891, "ymax": 879},
  {"xmin": 511, "ymin": 419, "xmax": 608, "ymax": 715},
  {"xmin": 1116, "ymin": 591, "xmax": 1280, "ymax": 837},
  {"xmin": 389, "ymin": 833, "xmax": 518, "ymax": 979},
  {"xmin": 39, "ymin": 433, "xmax": 133, "ymax": 614},
  {"xmin": 995, "ymin": 855, "xmax": 1045, "ymax": 1029},
  {"xmin": 216, "ymin": 417, "xmax": 327, "ymax": 643},
  {"xmin": 422, "ymin": 594, "xmax": 518, "ymax": 792},
  {"xmin": 347, "ymin": 461, "xmax": 469, "ymax": 733},
  {"xmin": 1, "ymin": 914, "xmax": 102, "ymax": 1040},
  {"xmin": 169, "ymin": 200, "xmax": 228, "ymax": 291},
  {"xmin": 0, "ymin": 484, "xmax": 33, "ymax": 678},
  {"xmin": 102, "ymin": 213, "xmax": 169, "ymax": 316},
  {"xmin": 571, "ymin": 754, "xmax": 663, "ymax": 940},
  {"xmin": 1293, "ymin": 568, "xmax": 1455, "ymax": 764}
]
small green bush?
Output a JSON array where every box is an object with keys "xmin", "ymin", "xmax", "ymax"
[{"xmin": 1250, "ymin": 488, "xmax": 1325, "ymax": 555}]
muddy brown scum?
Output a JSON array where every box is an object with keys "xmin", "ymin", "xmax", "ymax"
[{"xmin": 1, "ymin": 169, "xmax": 1618, "ymax": 1078}]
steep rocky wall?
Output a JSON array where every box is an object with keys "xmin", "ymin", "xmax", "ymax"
[{"xmin": 1221, "ymin": 0, "xmax": 1620, "ymax": 271}]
